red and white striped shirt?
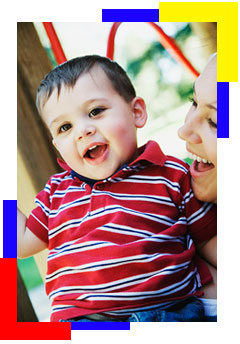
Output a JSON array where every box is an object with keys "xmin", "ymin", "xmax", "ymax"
[{"xmin": 26, "ymin": 141, "xmax": 216, "ymax": 322}]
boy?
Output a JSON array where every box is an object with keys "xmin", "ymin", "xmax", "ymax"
[{"xmin": 18, "ymin": 55, "xmax": 216, "ymax": 322}]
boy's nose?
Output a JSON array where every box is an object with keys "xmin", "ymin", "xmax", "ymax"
[{"xmin": 76, "ymin": 125, "xmax": 96, "ymax": 140}]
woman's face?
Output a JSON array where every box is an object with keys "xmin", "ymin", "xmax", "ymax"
[{"xmin": 178, "ymin": 55, "xmax": 217, "ymax": 203}]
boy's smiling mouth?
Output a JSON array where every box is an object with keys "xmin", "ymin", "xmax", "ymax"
[{"xmin": 82, "ymin": 143, "xmax": 109, "ymax": 165}]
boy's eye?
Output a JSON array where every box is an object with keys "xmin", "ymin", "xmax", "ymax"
[
  {"xmin": 59, "ymin": 123, "xmax": 72, "ymax": 133},
  {"xmin": 89, "ymin": 108, "xmax": 105, "ymax": 118},
  {"xmin": 189, "ymin": 97, "xmax": 197, "ymax": 107},
  {"xmin": 208, "ymin": 118, "xmax": 217, "ymax": 129}
]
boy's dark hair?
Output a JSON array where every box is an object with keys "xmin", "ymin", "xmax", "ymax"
[{"xmin": 36, "ymin": 55, "xmax": 136, "ymax": 113}]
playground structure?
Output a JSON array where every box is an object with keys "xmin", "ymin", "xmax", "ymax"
[{"xmin": 43, "ymin": 21, "xmax": 199, "ymax": 78}]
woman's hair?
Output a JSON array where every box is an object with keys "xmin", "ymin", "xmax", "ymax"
[{"xmin": 36, "ymin": 55, "xmax": 136, "ymax": 113}]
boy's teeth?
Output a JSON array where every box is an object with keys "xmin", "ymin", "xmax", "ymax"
[
  {"xmin": 88, "ymin": 145, "xmax": 97, "ymax": 151},
  {"xmin": 189, "ymin": 152, "xmax": 212, "ymax": 164}
]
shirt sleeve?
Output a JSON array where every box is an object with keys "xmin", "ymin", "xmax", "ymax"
[
  {"xmin": 179, "ymin": 171, "xmax": 217, "ymax": 245},
  {"xmin": 26, "ymin": 179, "xmax": 52, "ymax": 245}
]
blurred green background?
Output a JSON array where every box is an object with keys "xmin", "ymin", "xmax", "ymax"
[{"xmin": 18, "ymin": 257, "xmax": 43, "ymax": 290}]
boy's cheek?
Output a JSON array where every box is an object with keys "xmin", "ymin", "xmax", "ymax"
[{"xmin": 110, "ymin": 120, "xmax": 136, "ymax": 137}]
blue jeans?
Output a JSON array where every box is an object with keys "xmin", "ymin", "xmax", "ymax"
[
  {"xmin": 60, "ymin": 298, "xmax": 207, "ymax": 322},
  {"xmin": 203, "ymin": 315, "xmax": 217, "ymax": 322}
]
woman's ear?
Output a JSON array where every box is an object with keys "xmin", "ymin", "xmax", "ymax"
[{"xmin": 131, "ymin": 97, "xmax": 148, "ymax": 128}]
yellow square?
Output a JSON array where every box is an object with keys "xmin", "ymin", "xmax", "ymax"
[{"xmin": 159, "ymin": 2, "xmax": 238, "ymax": 82}]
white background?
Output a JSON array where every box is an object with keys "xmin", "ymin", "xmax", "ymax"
[{"xmin": 1, "ymin": 0, "xmax": 239, "ymax": 343}]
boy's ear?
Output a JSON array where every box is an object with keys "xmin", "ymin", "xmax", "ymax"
[{"xmin": 131, "ymin": 97, "xmax": 148, "ymax": 128}]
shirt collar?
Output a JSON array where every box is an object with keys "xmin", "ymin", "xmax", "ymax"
[
  {"xmin": 71, "ymin": 170, "xmax": 99, "ymax": 188},
  {"xmin": 57, "ymin": 158, "xmax": 72, "ymax": 172},
  {"xmin": 132, "ymin": 140, "xmax": 167, "ymax": 166},
  {"xmin": 57, "ymin": 140, "xmax": 166, "ymax": 180}
]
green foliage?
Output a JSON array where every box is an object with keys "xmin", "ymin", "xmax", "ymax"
[
  {"xmin": 175, "ymin": 24, "xmax": 192, "ymax": 44},
  {"xmin": 18, "ymin": 257, "xmax": 43, "ymax": 290},
  {"xmin": 177, "ymin": 82, "xmax": 194, "ymax": 100},
  {"xmin": 126, "ymin": 23, "xmax": 194, "ymax": 120},
  {"xmin": 45, "ymin": 47, "xmax": 58, "ymax": 68},
  {"xmin": 184, "ymin": 157, "xmax": 193, "ymax": 165},
  {"xmin": 126, "ymin": 42, "xmax": 165, "ymax": 80},
  {"xmin": 127, "ymin": 24, "xmax": 192, "ymax": 77}
]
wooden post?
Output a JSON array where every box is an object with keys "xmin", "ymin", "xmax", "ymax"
[
  {"xmin": 17, "ymin": 22, "xmax": 61, "ymax": 192},
  {"xmin": 17, "ymin": 23, "xmax": 61, "ymax": 302}
]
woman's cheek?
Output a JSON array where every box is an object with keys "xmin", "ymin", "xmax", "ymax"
[{"xmin": 209, "ymin": 145, "xmax": 217, "ymax": 167}]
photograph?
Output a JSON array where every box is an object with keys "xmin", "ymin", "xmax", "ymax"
[{"xmin": 17, "ymin": 20, "xmax": 217, "ymax": 323}]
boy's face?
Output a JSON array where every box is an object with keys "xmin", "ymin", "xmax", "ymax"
[{"xmin": 41, "ymin": 66, "xmax": 147, "ymax": 180}]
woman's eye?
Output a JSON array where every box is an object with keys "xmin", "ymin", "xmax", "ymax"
[
  {"xmin": 89, "ymin": 108, "xmax": 105, "ymax": 118},
  {"xmin": 189, "ymin": 97, "xmax": 197, "ymax": 107},
  {"xmin": 208, "ymin": 118, "xmax": 217, "ymax": 129},
  {"xmin": 59, "ymin": 123, "xmax": 72, "ymax": 133}
]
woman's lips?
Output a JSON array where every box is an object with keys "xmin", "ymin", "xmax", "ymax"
[
  {"xmin": 190, "ymin": 159, "xmax": 214, "ymax": 178},
  {"xmin": 84, "ymin": 143, "xmax": 109, "ymax": 165}
]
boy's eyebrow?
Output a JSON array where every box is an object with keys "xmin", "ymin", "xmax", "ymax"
[
  {"xmin": 49, "ymin": 98, "xmax": 109, "ymax": 128},
  {"xmin": 49, "ymin": 114, "xmax": 67, "ymax": 128},
  {"xmin": 84, "ymin": 97, "xmax": 109, "ymax": 106}
]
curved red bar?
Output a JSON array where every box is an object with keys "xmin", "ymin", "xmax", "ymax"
[
  {"xmin": 43, "ymin": 22, "xmax": 67, "ymax": 65},
  {"xmin": 106, "ymin": 22, "xmax": 199, "ymax": 79}
]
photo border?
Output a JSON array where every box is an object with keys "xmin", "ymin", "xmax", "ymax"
[{"xmin": 2, "ymin": 1, "xmax": 237, "ymax": 339}]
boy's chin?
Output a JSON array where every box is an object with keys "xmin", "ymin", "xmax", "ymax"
[
  {"xmin": 91, "ymin": 170, "xmax": 117, "ymax": 181},
  {"xmin": 80, "ymin": 167, "xmax": 118, "ymax": 181}
]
